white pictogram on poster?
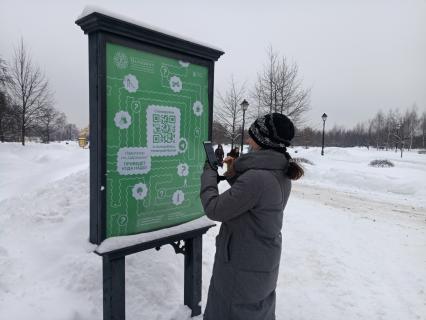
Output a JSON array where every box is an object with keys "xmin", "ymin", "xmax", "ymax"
[
  {"xmin": 123, "ymin": 74, "xmax": 139, "ymax": 93},
  {"xmin": 157, "ymin": 189, "xmax": 165, "ymax": 199},
  {"xmin": 177, "ymin": 163, "xmax": 189, "ymax": 177},
  {"xmin": 118, "ymin": 214, "xmax": 128, "ymax": 226},
  {"xmin": 169, "ymin": 75, "xmax": 182, "ymax": 93},
  {"xmin": 114, "ymin": 111, "xmax": 132, "ymax": 129},
  {"xmin": 193, "ymin": 101, "xmax": 203, "ymax": 117},
  {"xmin": 194, "ymin": 127, "xmax": 200, "ymax": 137},
  {"xmin": 114, "ymin": 52, "xmax": 128, "ymax": 69},
  {"xmin": 117, "ymin": 147, "xmax": 151, "ymax": 175},
  {"xmin": 131, "ymin": 100, "xmax": 141, "ymax": 113},
  {"xmin": 172, "ymin": 190, "xmax": 184, "ymax": 205},
  {"xmin": 179, "ymin": 61, "xmax": 190, "ymax": 68},
  {"xmin": 178, "ymin": 138, "xmax": 188, "ymax": 154},
  {"xmin": 146, "ymin": 105, "xmax": 181, "ymax": 157},
  {"xmin": 160, "ymin": 66, "xmax": 169, "ymax": 78},
  {"xmin": 132, "ymin": 183, "xmax": 148, "ymax": 200}
]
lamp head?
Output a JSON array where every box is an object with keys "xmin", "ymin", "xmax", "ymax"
[{"xmin": 240, "ymin": 99, "xmax": 249, "ymax": 111}]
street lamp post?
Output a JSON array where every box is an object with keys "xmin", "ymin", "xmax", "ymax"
[
  {"xmin": 321, "ymin": 113, "xmax": 328, "ymax": 156},
  {"xmin": 396, "ymin": 122, "xmax": 404, "ymax": 158},
  {"xmin": 240, "ymin": 99, "xmax": 249, "ymax": 154}
]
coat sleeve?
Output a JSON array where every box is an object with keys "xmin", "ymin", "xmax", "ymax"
[{"xmin": 200, "ymin": 167, "xmax": 263, "ymax": 222}]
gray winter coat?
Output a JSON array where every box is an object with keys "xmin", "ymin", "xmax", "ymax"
[{"xmin": 200, "ymin": 149, "xmax": 292, "ymax": 320}]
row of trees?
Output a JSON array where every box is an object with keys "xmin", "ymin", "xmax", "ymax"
[
  {"xmin": 214, "ymin": 106, "xmax": 426, "ymax": 152},
  {"xmin": 293, "ymin": 107, "xmax": 426, "ymax": 154},
  {"xmin": 215, "ymin": 47, "xmax": 311, "ymax": 149},
  {"xmin": 213, "ymin": 46, "xmax": 425, "ymax": 154},
  {"xmin": 0, "ymin": 40, "xmax": 79, "ymax": 145}
]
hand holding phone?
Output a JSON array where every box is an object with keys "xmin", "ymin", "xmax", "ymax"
[
  {"xmin": 223, "ymin": 156, "xmax": 236, "ymax": 177},
  {"xmin": 203, "ymin": 141, "xmax": 218, "ymax": 170}
]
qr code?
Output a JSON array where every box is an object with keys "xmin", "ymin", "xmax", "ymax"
[
  {"xmin": 153, "ymin": 114, "xmax": 176, "ymax": 144},
  {"xmin": 147, "ymin": 105, "xmax": 181, "ymax": 156}
]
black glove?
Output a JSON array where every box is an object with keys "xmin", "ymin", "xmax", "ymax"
[
  {"xmin": 204, "ymin": 160, "xmax": 218, "ymax": 171},
  {"xmin": 217, "ymin": 174, "xmax": 227, "ymax": 184}
]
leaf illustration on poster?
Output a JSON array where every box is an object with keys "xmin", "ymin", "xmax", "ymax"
[
  {"xmin": 178, "ymin": 138, "xmax": 188, "ymax": 154},
  {"xmin": 132, "ymin": 183, "xmax": 148, "ymax": 200},
  {"xmin": 114, "ymin": 111, "xmax": 132, "ymax": 129}
]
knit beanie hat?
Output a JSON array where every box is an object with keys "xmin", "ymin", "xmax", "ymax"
[{"xmin": 248, "ymin": 113, "xmax": 295, "ymax": 152}]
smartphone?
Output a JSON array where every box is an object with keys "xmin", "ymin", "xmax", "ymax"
[{"xmin": 203, "ymin": 141, "xmax": 218, "ymax": 170}]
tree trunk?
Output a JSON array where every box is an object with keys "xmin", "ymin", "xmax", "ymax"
[
  {"xmin": 423, "ymin": 128, "xmax": 425, "ymax": 148},
  {"xmin": 21, "ymin": 107, "xmax": 25, "ymax": 146}
]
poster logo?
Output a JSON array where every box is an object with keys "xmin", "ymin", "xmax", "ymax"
[{"xmin": 114, "ymin": 52, "xmax": 128, "ymax": 69}]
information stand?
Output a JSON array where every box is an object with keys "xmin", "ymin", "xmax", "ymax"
[{"xmin": 76, "ymin": 7, "xmax": 223, "ymax": 319}]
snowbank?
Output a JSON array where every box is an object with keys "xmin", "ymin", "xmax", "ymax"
[{"xmin": 0, "ymin": 143, "xmax": 425, "ymax": 319}]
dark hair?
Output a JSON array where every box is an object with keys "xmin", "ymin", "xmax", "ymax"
[{"xmin": 284, "ymin": 151, "xmax": 304, "ymax": 180}]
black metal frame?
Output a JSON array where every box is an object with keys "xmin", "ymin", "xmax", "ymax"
[
  {"xmin": 76, "ymin": 12, "xmax": 223, "ymax": 244},
  {"xmin": 76, "ymin": 11, "xmax": 223, "ymax": 320}
]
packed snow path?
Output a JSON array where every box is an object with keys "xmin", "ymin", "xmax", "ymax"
[{"xmin": 0, "ymin": 143, "xmax": 425, "ymax": 319}]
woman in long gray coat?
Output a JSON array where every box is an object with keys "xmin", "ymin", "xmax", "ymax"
[{"xmin": 200, "ymin": 113, "xmax": 303, "ymax": 320}]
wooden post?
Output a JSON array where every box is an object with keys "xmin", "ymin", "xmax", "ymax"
[
  {"xmin": 184, "ymin": 236, "xmax": 202, "ymax": 316},
  {"xmin": 103, "ymin": 254, "xmax": 125, "ymax": 320}
]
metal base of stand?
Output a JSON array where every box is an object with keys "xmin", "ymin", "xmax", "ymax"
[
  {"xmin": 99, "ymin": 225, "xmax": 214, "ymax": 320},
  {"xmin": 103, "ymin": 255, "xmax": 125, "ymax": 320},
  {"xmin": 184, "ymin": 236, "xmax": 202, "ymax": 316}
]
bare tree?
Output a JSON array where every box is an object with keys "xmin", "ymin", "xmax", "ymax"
[
  {"xmin": 215, "ymin": 77, "xmax": 245, "ymax": 150},
  {"xmin": 0, "ymin": 57, "xmax": 11, "ymax": 87},
  {"xmin": 37, "ymin": 105, "xmax": 63, "ymax": 143},
  {"xmin": 384, "ymin": 109, "xmax": 397, "ymax": 151},
  {"xmin": 391, "ymin": 109, "xmax": 407, "ymax": 158},
  {"xmin": 0, "ymin": 91, "xmax": 8, "ymax": 142},
  {"xmin": 212, "ymin": 120, "xmax": 229, "ymax": 145},
  {"xmin": 7, "ymin": 39, "xmax": 52, "ymax": 145},
  {"xmin": 63, "ymin": 123, "xmax": 79, "ymax": 141},
  {"xmin": 370, "ymin": 110, "xmax": 385, "ymax": 150},
  {"xmin": 0, "ymin": 57, "xmax": 13, "ymax": 142},
  {"xmin": 404, "ymin": 105, "xmax": 419, "ymax": 151},
  {"xmin": 421, "ymin": 111, "xmax": 426, "ymax": 149},
  {"xmin": 252, "ymin": 46, "xmax": 310, "ymax": 126}
]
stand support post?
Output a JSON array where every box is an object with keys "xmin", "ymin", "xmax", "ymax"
[
  {"xmin": 103, "ymin": 254, "xmax": 125, "ymax": 320},
  {"xmin": 184, "ymin": 235, "xmax": 202, "ymax": 317}
]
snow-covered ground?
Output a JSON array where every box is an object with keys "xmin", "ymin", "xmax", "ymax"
[{"xmin": 0, "ymin": 142, "xmax": 425, "ymax": 320}]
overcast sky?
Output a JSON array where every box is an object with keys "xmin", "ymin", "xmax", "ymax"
[{"xmin": 1, "ymin": 0, "xmax": 425, "ymax": 130}]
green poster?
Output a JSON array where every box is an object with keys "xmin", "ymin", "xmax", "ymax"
[{"xmin": 105, "ymin": 42, "xmax": 209, "ymax": 237}]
